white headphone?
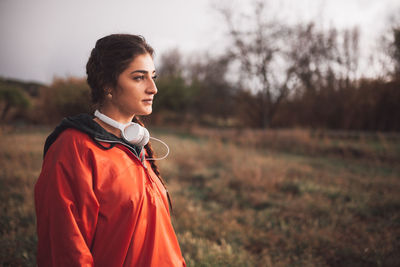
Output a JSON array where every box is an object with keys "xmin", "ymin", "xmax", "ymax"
[
  {"xmin": 94, "ymin": 109, "xmax": 149, "ymax": 146},
  {"xmin": 94, "ymin": 110, "xmax": 169, "ymax": 160}
]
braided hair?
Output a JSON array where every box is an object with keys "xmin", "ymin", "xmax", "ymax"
[{"xmin": 133, "ymin": 116, "xmax": 173, "ymax": 211}]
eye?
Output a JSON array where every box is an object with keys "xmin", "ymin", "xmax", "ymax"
[
  {"xmin": 152, "ymin": 75, "xmax": 158, "ymax": 80},
  {"xmin": 133, "ymin": 75, "xmax": 145, "ymax": 81}
]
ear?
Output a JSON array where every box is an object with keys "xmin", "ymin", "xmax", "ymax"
[{"xmin": 104, "ymin": 87, "xmax": 113, "ymax": 98}]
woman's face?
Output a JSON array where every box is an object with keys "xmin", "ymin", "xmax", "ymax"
[{"xmin": 109, "ymin": 53, "xmax": 157, "ymax": 118}]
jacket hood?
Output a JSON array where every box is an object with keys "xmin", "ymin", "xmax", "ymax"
[{"xmin": 43, "ymin": 113, "xmax": 121, "ymax": 157}]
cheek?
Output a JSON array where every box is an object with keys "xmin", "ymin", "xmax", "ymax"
[{"xmin": 118, "ymin": 84, "xmax": 138, "ymax": 99}]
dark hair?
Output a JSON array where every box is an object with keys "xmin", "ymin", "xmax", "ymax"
[
  {"xmin": 86, "ymin": 34, "xmax": 172, "ymax": 211},
  {"xmin": 86, "ymin": 34, "xmax": 154, "ymax": 106}
]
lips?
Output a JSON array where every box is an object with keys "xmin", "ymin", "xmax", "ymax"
[{"xmin": 142, "ymin": 99, "xmax": 153, "ymax": 104}]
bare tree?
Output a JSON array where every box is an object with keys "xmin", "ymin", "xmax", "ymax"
[
  {"xmin": 217, "ymin": 0, "xmax": 295, "ymax": 128},
  {"xmin": 377, "ymin": 8, "xmax": 400, "ymax": 81},
  {"xmin": 287, "ymin": 23, "xmax": 335, "ymax": 94},
  {"xmin": 157, "ymin": 48, "xmax": 184, "ymax": 77},
  {"xmin": 340, "ymin": 27, "xmax": 360, "ymax": 84},
  {"xmin": 387, "ymin": 15, "xmax": 400, "ymax": 79},
  {"xmin": 287, "ymin": 23, "xmax": 360, "ymax": 92},
  {"xmin": 187, "ymin": 53, "xmax": 235, "ymax": 122}
]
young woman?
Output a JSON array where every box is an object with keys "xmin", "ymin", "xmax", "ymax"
[{"xmin": 34, "ymin": 34, "xmax": 186, "ymax": 266}]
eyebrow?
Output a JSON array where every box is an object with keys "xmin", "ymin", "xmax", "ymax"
[{"xmin": 130, "ymin": 69, "xmax": 156, "ymax": 75}]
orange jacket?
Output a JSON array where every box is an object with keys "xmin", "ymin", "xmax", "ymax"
[{"xmin": 35, "ymin": 125, "xmax": 186, "ymax": 266}]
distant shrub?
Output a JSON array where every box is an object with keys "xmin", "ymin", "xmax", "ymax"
[
  {"xmin": 36, "ymin": 77, "xmax": 91, "ymax": 124},
  {"xmin": 0, "ymin": 83, "xmax": 31, "ymax": 122}
]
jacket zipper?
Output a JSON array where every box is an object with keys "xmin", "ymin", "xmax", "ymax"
[
  {"xmin": 94, "ymin": 137, "xmax": 146, "ymax": 167},
  {"xmin": 93, "ymin": 137, "xmax": 162, "ymax": 186},
  {"xmin": 94, "ymin": 137, "xmax": 171, "ymax": 212}
]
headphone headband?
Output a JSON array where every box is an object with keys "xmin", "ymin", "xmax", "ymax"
[{"xmin": 94, "ymin": 110, "xmax": 128, "ymax": 132}]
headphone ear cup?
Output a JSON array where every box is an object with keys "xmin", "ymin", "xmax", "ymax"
[
  {"xmin": 138, "ymin": 127, "xmax": 150, "ymax": 147},
  {"xmin": 123, "ymin": 123, "xmax": 149, "ymax": 147}
]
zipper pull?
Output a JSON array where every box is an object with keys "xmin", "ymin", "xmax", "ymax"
[{"xmin": 140, "ymin": 148, "xmax": 147, "ymax": 168}]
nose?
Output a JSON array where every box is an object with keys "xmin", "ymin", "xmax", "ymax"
[{"xmin": 146, "ymin": 78, "xmax": 157, "ymax": 95}]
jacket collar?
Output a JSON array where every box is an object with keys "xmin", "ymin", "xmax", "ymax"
[{"xmin": 43, "ymin": 113, "xmax": 132, "ymax": 157}]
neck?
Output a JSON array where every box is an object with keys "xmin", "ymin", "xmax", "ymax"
[
  {"xmin": 99, "ymin": 104, "xmax": 135, "ymax": 125},
  {"xmin": 93, "ymin": 117, "xmax": 122, "ymax": 138}
]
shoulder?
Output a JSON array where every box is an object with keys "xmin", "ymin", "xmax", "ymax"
[
  {"xmin": 56, "ymin": 128, "xmax": 93, "ymax": 148},
  {"xmin": 45, "ymin": 128, "xmax": 97, "ymax": 161},
  {"xmin": 58, "ymin": 128, "xmax": 92, "ymax": 142}
]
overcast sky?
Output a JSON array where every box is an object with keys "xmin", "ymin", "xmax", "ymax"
[{"xmin": 0, "ymin": 0, "xmax": 399, "ymax": 84}]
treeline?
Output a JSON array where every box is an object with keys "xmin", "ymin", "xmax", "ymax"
[
  {"xmin": 1, "ymin": 2, "xmax": 399, "ymax": 131},
  {"xmin": 152, "ymin": 50, "xmax": 400, "ymax": 131},
  {"xmin": 1, "ymin": 66, "xmax": 398, "ymax": 131}
]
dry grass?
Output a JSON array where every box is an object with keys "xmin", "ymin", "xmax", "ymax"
[
  {"xmin": 1, "ymin": 126, "xmax": 399, "ymax": 266},
  {"xmin": 0, "ymin": 128, "xmax": 46, "ymax": 266},
  {"xmin": 189, "ymin": 127, "xmax": 400, "ymax": 164},
  {"xmin": 158, "ymin": 129, "xmax": 400, "ymax": 267}
]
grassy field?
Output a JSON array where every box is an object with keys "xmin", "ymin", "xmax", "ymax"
[{"xmin": 1, "ymin": 126, "xmax": 399, "ymax": 266}]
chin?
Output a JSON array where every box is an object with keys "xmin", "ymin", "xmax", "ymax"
[{"xmin": 139, "ymin": 109, "xmax": 152, "ymax": 116}]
